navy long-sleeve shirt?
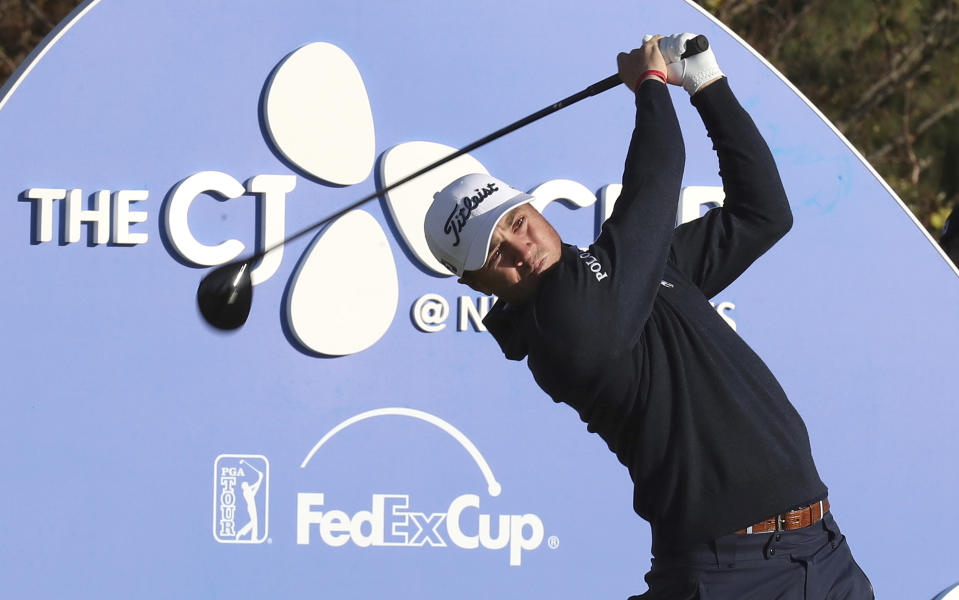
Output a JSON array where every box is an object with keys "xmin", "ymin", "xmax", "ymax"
[{"xmin": 484, "ymin": 78, "xmax": 826, "ymax": 550}]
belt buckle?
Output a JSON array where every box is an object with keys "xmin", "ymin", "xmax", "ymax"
[{"xmin": 776, "ymin": 514, "xmax": 785, "ymax": 532}]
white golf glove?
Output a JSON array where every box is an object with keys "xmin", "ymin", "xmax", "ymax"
[{"xmin": 646, "ymin": 33, "xmax": 724, "ymax": 95}]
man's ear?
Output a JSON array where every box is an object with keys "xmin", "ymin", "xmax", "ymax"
[{"xmin": 458, "ymin": 272, "xmax": 493, "ymax": 296}]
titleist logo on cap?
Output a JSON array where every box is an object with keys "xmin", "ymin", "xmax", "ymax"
[{"xmin": 443, "ymin": 182, "xmax": 499, "ymax": 247}]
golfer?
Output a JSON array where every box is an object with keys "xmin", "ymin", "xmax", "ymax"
[
  {"xmin": 235, "ymin": 464, "xmax": 264, "ymax": 541},
  {"xmin": 424, "ymin": 34, "xmax": 872, "ymax": 598}
]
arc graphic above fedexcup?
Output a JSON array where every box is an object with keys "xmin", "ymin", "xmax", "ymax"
[
  {"xmin": 300, "ymin": 407, "xmax": 502, "ymax": 496},
  {"xmin": 195, "ymin": 36, "xmax": 711, "ymax": 331}
]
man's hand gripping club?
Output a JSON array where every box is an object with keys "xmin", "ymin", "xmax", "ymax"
[
  {"xmin": 654, "ymin": 32, "xmax": 725, "ymax": 95},
  {"xmin": 617, "ymin": 35, "xmax": 669, "ymax": 92}
]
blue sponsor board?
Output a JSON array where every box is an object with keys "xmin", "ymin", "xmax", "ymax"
[{"xmin": 1, "ymin": 1, "xmax": 957, "ymax": 598}]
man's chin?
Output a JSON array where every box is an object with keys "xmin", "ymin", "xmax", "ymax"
[{"xmin": 502, "ymin": 279, "xmax": 540, "ymax": 305}]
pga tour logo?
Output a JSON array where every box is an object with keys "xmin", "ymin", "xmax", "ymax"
[{"xmin": 213, "ymin": 454, "xmax": 270, "ymax": 544}]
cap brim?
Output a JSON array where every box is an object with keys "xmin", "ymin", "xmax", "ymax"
[{"xmin": 461, "ymin": 192, "xmax": 535, "ymax": 272}]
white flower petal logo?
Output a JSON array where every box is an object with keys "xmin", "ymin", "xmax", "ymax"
[
  {"xmin": 263, "ymin": 42, "xmax": 375, "ymax": 186},
  {"xmin": 284, "ymin": 210, "xmax": 398, "ymax": 356},
  {"xmin": 258, "ymin": 42, "xmax": 398, "ymax": 356},
  {"xmin": 182, "ymin": 42, "xmax": 490, "ymax": 356}
]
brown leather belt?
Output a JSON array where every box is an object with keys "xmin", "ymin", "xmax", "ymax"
[{"xmin": 735, "ymin": 498, "xmax": 830, "ymax": 534}]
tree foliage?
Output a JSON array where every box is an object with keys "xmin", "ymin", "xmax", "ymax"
[
  {"xmin": 695, "ymin": 0, "xmax": 959, "ymax": 235},
  {"xmin": 0, "ymin": 0, "xmax": 81, "ymax": 81}
]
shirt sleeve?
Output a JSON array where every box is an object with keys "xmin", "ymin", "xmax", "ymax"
[
  {"xmin": 530, "ymin": 79, "xmax": 685, "ymax": 357},
  {"xmin": 669, "ymin": 77, "xmax": 792, "ymax": 299}
]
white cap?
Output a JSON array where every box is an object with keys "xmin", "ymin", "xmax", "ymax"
[{"xmin": 424, "ymin": 173, "xmax": 534, "ymax": 275}]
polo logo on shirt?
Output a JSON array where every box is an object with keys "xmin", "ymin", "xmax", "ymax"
[
  {"xmin": 577, "ymin": 251, "xmax": 608, "ymax": 282},
  {"xmin": 660, "ymin": 280, "xmax": 674, "ymax": 288}
]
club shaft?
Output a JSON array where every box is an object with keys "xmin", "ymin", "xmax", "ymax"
[
  {"xmin": 242, "ymin": 73, "xmax": 620, "ymax": 262},
  {"xmin": 244, "ymin": 35, "xmax": 708, "ymax": 264}
]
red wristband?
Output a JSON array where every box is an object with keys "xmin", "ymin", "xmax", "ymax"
[{"xmin": 636, "ymin": 69, "xmax": 667, "ymax": 89}]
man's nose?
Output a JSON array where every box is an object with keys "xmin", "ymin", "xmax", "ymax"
[{"xmin": 505, "ymin": 239, "xmax": 533, "ymax": 266}]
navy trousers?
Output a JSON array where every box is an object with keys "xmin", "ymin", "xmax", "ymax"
[{"xmin": 632, "ymin": 513, "xmax": 873, "ymax": 599}]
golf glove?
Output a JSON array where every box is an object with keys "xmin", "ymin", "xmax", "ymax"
[{"xmin": 647, "ymin": 33, "xmax": 724, "ymax": 95}]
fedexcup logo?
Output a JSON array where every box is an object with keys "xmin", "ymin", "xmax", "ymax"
[
  {"xmin": 296, "ymin": 492, "xmax": 544, "ymax": 566},
  {"xmin": 295, "ymin": 408, "xmax": 550, "ymax": 566},
  {"xmin": 213, "ymin": 454, "xmax": 270, "ymax": 544}
]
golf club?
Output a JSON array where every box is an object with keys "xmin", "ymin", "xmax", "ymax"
[
  {"xmin": 197, "ymin": 35, "xmax": 709, "ymax": 330},
  {"xmin": 239, "ymin": 460, "xmax": 263, "ymax": 475}
]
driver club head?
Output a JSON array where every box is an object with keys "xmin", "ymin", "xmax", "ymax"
[{"xmin": 196, "ymin": 260, "xmax": 253, "ymax": 331}]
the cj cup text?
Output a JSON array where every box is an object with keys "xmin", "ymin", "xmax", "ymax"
[
  {"xmin": 22, "ymin": 178, "xmax": 726, "ymax": 286},
  {"xmin": 296, "ymin": 492, "xmax": 545, "ymax": 566}
]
